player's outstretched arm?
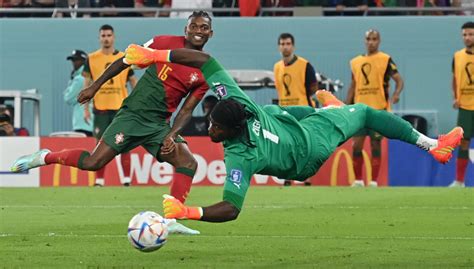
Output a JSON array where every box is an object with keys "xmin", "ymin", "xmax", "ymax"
[
  {"xmin": 77, "ymin": 57, "xmax": 129, "ymax": 104},
  {"xmin": 124, "ymin": 44, "xmax": 210, "ymax": 69},
  {"xmin": 163, "ymin": 195, "xmax": 240, "ymax": 223}
]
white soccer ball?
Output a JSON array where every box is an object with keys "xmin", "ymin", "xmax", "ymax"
[{"xmin": 127, "ymin": 211, "xmax": 169, "ymax": 252}]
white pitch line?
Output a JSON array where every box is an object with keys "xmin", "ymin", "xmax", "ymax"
[
  {"xmin": 0, "ymin": 233, "xmax": 472, "ymax": 241},
  {"xmin": 0, "ymin": 205, "xmax": 471, "ymax": 210}
]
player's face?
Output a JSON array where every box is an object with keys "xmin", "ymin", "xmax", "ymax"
[
  {"xmin": 71, "ymin": 59, "xmax": 84, "ymax": 70},
  {"xmin": 185, "ymin": 16, "xmax": 213, "ymax": 49},
  {"xmin": 99, "ymin": 30, "xmax": 115, "ymax": 49},
  {"xmin": 365, "ymin": 32, "xmax": 380, "ymax": 54},
  {"xmin": 278, "ymin": 38, "xmax": 294, "ymax": 58},
  {"xmin": 462, "ymin": 28, "xmax": 474, "ymax": 48},
  {"xmin": 208, "ymin": 117, "xmax": 230, "ymax": 143}
]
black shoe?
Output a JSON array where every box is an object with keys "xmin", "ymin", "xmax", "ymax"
[
  {"xmin": 94, "ymin": 183, "xmax": 103, "ymax": 187},
  {"xmin": 123, "ymin": 182, "xmax": 131, "ymax": 187},
  {"xmin": 284, "ymin": 180, "xmax": 292, "ymax": 186},
  {"xmin": 304, "ymin": 181, "xmax": 311, "ymax": 186}
]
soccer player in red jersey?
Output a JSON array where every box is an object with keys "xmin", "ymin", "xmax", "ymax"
[{"xmin": 12, "ymin": 11, "xmax": 213, "ymax": 207}]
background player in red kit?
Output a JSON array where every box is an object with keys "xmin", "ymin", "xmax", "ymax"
[{"xmin": 12, "ymin": 11, "xmax": 213, "ymax": 205}]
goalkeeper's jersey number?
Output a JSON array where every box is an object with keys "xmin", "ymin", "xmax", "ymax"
[{"xmin": 253, "ymin": 120, "xmax": 280, "ymax": 145}]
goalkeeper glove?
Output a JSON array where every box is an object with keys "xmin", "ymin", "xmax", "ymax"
[
  {"xmin": 123, "ymin": 44, "xmax": 170, "ymax": 69},
  {"xmin": 162, "ymin": 194, "xmax": 202, "ymax": 220}
]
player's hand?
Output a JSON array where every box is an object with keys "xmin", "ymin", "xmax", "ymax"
[
  {"xmin": 160, "ymin": 136, "xmax": 177, "ymax": 155},
  {"xmin": 453, "ymin": 99, "xmax": 460, "ymax": 109},
  {"xmin": 391, "ymin": 94, "xmax": 400, "ymax": 104},
  {"xmin": 163, "ymin": 194, "xmax": 188, "ymax": 219},
  {"xmin": 124, "ymin": 44, "xmax": 157, "ymax": 69},
  {"xmin": 78, "ymin": 84, "xmax": 99, "ymax": 105},
  {"xmin": 84, "ymin": 106, "xmax": 91, "ymax": 124}
]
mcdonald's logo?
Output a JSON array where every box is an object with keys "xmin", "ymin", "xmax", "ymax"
[
  {"xmin": 52, "ymin": 164, "xmax": 95, "ymax": 186},
  {"xmin": 330, "ymin": 149, "xmax": 372, "ymax": 186}
]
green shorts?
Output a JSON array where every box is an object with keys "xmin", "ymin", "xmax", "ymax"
[
  {"xmin": 298, "ymin": 103, "xmax": 370, "ymax": 179},
  {"xmin": 100, "ymin": 107, "xmax": 185, "ymax": 157},
  {"xmin": 457, "ymin": 108, "xmax": 474, "ymax": 139},
  {"xmin": 93, "ymin": 110, "xmax": 117, "ymax": 139}
]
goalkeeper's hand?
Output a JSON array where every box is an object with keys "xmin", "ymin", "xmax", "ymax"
[
  {"xmin": 162, "ymin": 194, "xmax": 202, "ymax": 220},
  {"xmin": 123, "ymin": 44, "xmax": 158, "ymax": 69}
]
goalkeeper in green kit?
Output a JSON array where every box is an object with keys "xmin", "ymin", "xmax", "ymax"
[{"xmin": 124, "ymin": 44, "xmax": 463, "ymax": 223}]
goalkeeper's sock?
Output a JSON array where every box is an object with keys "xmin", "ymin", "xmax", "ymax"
[
  {"xmin": 45, "ymin": 149, "xmax": 90, "ymax": 168},
  {"xmin": 365, "ymin": 107, "xmax": 437, "ymax": 150},
  {"xmin": 170, "ymin": 167, "xmax": 195, "ymax": 203}
]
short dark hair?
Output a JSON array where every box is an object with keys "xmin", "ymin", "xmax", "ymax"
[
  {"xmin": 210, "ymin": 99, "xmax": 247, "ymax": 130},
  {"xmin": 365, "ymin": 29, "xmax": 380, "ymax": 38},
  {"xmin": 278, "ymin": 33, "xmax": 294, "ymax": 45},
  {"xmin": 203, "ymin": 95, "xmax": 218, "ymax": 106},
  {"xmin": 188, "ymin": 11, "xmax": 212, "ymax": 24},
  {"xmin": 100, "ymin": 24, "xmax": 114, "ymax": 32},
  {"xmin": 462, "ymin": 22, "xmax": 474, "ymax": 29}
]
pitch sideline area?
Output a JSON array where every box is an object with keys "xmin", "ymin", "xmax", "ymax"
[{"xmin": 0, "ymin": 187, "xmax": 472, "ymax": 268}]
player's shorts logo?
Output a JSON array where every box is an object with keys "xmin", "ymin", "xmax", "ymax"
[
  {"xmin": 115, "ymin": 132, "xmax": 125, "ymax": 144},
  {"xmin": 230, "ymin": 169, "xmax": 242, "ymax": 184}
]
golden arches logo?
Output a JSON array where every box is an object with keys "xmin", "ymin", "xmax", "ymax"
[
  {"xmin": 53, "ymin": 164, "xmax": 95, "ymax": 187},
  {"xmin": 330, "ymin": 149, "xmax": 372, "ymax": 186}
]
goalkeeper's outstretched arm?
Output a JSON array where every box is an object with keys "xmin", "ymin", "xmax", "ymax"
[
  {"xmin": 163, "ymin": 195, "xmax": 240, "ymax": 223},
  {"xmin": 123, "ymin": 44, "xmax": 210, "ymax": 70}
]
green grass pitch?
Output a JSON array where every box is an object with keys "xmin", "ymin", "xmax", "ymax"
[{"xmin": 0, "ymin": 187, "xmax": 473, "ymax": 268}]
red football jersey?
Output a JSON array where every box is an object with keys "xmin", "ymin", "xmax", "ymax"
[{"xmin": 147, "ymin": 35, "xmax": 209, "ymax": 116}]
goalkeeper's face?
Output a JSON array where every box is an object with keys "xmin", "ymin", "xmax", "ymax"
[
  {"xmin": 208, "ymin": 117, "xmax": 228, "ymax": 143},
  {"xmin": 184, "ymin": 16, "xmax": 213, "ymax": 49}
]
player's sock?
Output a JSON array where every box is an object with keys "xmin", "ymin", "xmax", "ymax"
[
  {"xmin": 170, "ymin": 167, "xmax": 195, "ymax": 203},
  {"xmin": 95, "ymin": 167, "xmax": 106, "ymax": 186},
  {"xmin": 121, "ymin": 152, "xmax": 131, "ymax": 185},
  {"xmin": 456, "ymin": 154, "xmax": 468, "ymax": 183},
  {"xmin": 371, "ymin": 150, "xmax": 381, "ymax": 182},
  {"xmin": 353, "ymin": 151, "xmax": 363, "ymax": 180},
  {"xmin": 365, "ymin": 107, "xmax": 436, "ymax": 150},
  {"xmin": 45, "ymin": 149, "xmax": 90, "ymax": 168}
]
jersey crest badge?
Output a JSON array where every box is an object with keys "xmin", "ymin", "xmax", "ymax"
[{"xmin": 230, "ymin": 169, "xmax": 242, "ymax": 184}]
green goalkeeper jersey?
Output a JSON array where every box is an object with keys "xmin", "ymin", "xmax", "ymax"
[{"xmin": 201, "ymin": 58, "xmax": 324, "ymax": 210}]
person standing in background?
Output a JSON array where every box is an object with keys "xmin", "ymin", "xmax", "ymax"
[
  {"xmin": 450, "ymin": 21, "xmax": 474, "ymax": 188},
  {"xmin": 346, "ymin": 29, "xmax": 404, "ymax": 187},
  {"xmin": 64, "ymin": 50, "xmax": 93, "ymax": 137},
  {"xmin": 83, "ymin": 24, "xmax": 137, "ymax": 186},
  {"xmin": 273, "ymin": 32, "xmax": 318, "ymax": 186}
]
